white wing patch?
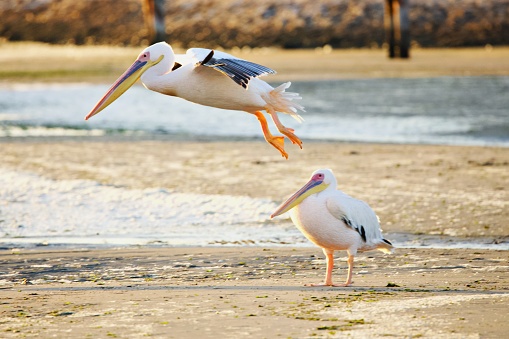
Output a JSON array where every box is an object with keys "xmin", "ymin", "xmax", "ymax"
[
  {"xmin": 186, "ymin": 48, "xmax": 276, "ymax": 89},
  {"xmin": 325, "ymin": 193, "xmax": 382, "ymax": 243}
]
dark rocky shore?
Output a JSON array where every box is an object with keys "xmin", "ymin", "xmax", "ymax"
[{"xmin": 1, "ymin": 0, "xmax": 508, "ymax": 48}]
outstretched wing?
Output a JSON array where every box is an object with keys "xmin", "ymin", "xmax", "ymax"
[
  {"xmin": 325, "ymin": 192, "xmax": 383, "ymax": 244},
  {"xmin": 186, "ymin": 48, "xmax": 276, "ymax": 89}
]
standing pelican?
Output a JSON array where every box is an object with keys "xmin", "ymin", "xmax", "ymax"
[
  {"xmin": 85, "ymin": 42, "xmax": 304, "ymax": 159},
  {"xmin": 271, "ymin": 169, "xmax": 394, "ymax": 286}
]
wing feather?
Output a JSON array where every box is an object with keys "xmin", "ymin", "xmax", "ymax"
[
  {"xmin": 186, "ymin": 48, "xmax": 276, "ymax": 89},
  {"xmin": 325, "ymin": 192, "xmax": 383, "ymax": 244}
]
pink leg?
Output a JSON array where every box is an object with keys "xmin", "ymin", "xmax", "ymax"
[
  {"xmin": 324, "ymin": 251, "xmax": 335, "ymax": 285},
  {"xmin": 306, "ymin": 251, "xmax": 354, "ymax": 287},
  {"xmin": 306, "ymin": 251, "xmax": 337, "ymax": 287},
  {"xmin": 343, "ymin": 254, "xmax": 354, "ymax": 286}
]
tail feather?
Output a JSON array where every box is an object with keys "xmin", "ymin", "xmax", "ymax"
[
  {"xmin": 266, "ymin": 82, "xmax": 305, "ymax": 122},
  {"xmin": 377, "ymin": 238, "xmax": 395, "ymax": 254}
]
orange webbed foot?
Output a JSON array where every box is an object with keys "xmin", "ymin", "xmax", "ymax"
[
  {"xmin": 269, "ymin": 135, "xmax": 288, "ymax": 159},
  {"xmin": 284, "ymin": 130, "xmax": 303, "ymax": 149},
  {"xmin": 254, "ymin": 111, "xmax": 289, "ymax": 159},
  {"xmin": 267, "ymin": 111, "xmax": 303, "ymax": 149}
]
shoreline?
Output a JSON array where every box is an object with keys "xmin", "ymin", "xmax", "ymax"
[
  {"xmin": 1, "ymin": 235, "xmax": 507, "ymax": 252},
  {"xmin": 2, "ymin": 132, "xmax": 509, "ymax": 146}
]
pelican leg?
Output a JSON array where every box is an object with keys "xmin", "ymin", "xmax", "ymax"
[
  {"xmin": 266, "ymin": 108, "xmax": 302, "ymax": 149},
  {"xmin": 343, "ymin": 254, "xmax": 354, "ymax": 287},
  {"xmin": 253, "ymin": 111, "xmax": 288, "ymax": 159},
  {"xmin": 324, "ymin": 251, "xmax": 335, "ymax": 285},
  {"xmin": 306, "ymin": 250, "xmax": 340, "ymax": 287},
  {"xmin": 306, "ymin": 250, "xmax": 354, "ymax": 287}
]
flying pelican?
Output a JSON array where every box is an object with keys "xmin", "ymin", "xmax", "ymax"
[
  {"xmin": 271, "ymin": 169, "xmax": 394, "ymax": 287},
  {"xmin": 85, "ymin": 42, "xmax": 304, "ymax": 159}
]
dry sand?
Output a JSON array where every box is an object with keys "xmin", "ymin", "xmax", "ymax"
[
  {"xmin": 2, "ymin": 42, "xmax": 509, "ymax": 83},
  {"xmin": 1, "ymin": 44, "xmax": 508, "ymax": 338}
]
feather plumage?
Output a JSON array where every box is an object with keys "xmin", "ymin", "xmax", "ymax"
[
  {"xmin": 271, "ymin": 169, "xmax": 394, "ymax": 286},
  {"xmin": 86, "ymin": 42, "xmax": 304, "ymax": 159},
  {"xmin": 188, "ymin": 48, "xmax": 276, "ymax": 89}
]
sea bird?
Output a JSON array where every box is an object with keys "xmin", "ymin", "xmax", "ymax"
[
  {"xmin": 271, "ymin": 169, "xmax": 394, "ymax": 286},
  {"xmin": 85, "ymin": 42, "xmax": 304, "ymax": 158}
]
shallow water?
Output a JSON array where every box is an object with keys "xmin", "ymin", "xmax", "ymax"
[{"xmin": 1, "ymin": 76, "xmax": 508, "ymax": 146}]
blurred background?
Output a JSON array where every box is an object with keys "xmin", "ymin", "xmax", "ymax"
[
  {"xmin": 1, "ymin": 0, "xmax": 508, "ymax": 145},
  {"xmin": 1, "ymin": 0, "xmax": 508, "ymax": 49}
]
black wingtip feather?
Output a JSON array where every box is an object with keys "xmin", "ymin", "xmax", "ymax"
[
  {"xmin": 359, "ymin": 226, "xmax": 367, "ymax": 242},
  {"xmin": 171, "ymin": 62, "xmax": 182, "ymax": 71},
  {"xmin": 201, "ymin": 50, "xmax": 214, "ymax": 65},
  {"xmin": 200, "ymin": 53, "xmax": 276, "ymax": 88},
  {"xmin": 342, "ymin": 217, "xmax": 367, "ymax": 242}
]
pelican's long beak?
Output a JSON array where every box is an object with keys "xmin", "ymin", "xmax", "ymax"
[
  {"xmin": 270, "ymin": 176, "xmax": 328, "ymax": 218},
  {"xmin": 85, "ymin": 55, "xmax": 163, "ymax": 120}
]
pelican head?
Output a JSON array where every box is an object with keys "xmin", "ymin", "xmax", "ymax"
[
  {"xmin": 270, "ymin": 169, "xmax": 336, "ymax": 218},
  {"xmin": 85, "ymin": 42, "xmax": 174, "ymax": 120}
]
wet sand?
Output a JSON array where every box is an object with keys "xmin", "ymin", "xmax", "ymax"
[
  {"xmin": 1, "ymin": 247, "xmax": 508, "ymax": 338},
  {"xmin": 2, "ymin": 141, "xmax": 508, "ymax": 238}
]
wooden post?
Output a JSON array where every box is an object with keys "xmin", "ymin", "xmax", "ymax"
[
  {"xmin": 384, "ymin": 0, "xmax": 396, "ymax": 58},
  {"xmin": 142, "ymin": 0, "xmax": 166, "ymax": 44},
  {"xmin": 385, "ymin": 0, "xmax": 410, "ymax": 59},
  {"xmin": 399, "ymin": 0, "xmax": 410, "ymax": 58}
]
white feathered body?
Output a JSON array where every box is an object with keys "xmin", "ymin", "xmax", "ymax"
[
  {"xmin": 290, "ymin": 188, "xmax": 392, "ymax": 256},
  {"xmin": 140, "ymin": 47, "xmax": 303, "ymax": 121},
  {"xmin": 85, "ymin": 42, "xmax": 304, "ymax": 159}
]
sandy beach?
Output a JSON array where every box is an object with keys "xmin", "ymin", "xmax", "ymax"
[
  {"xmin": 1, "ymin": 246, "xmax": 508, "ymax": 338},
  {"xmin": 2, "ymin": 42, "xmax": 509, "ymax": 83},
  {"xmin": 1, "ymin": 140, "xmax": 508, "ymax": 338},
  {"xmin": 1, "ymin": 44, "xmax": 509, "ymax": 338}
]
